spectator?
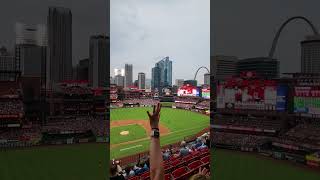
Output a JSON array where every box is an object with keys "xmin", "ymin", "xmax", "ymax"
[
  {"xmin": 179, "ymin": 141, "xmax": 190, "ymax": 157},
  {"xmin": 110, "ymin": 164, "xmax": 125, "ymax": 180}
]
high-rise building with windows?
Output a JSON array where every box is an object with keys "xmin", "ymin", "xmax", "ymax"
[
  {"xmin": 89, "ymin": 35, "xmax": 109, "ymax": 87},
  {"xmin": 47, "ymin": 7, "xmax": 72, "ymax": 87},
  {"xmin": 204, "ymin": 73, "xmax": 210, "ymax": 85},
  {"xmin": 0, "ymin": 47, "xmax": 16, "ymax": 81},
  {"xmin": 301, "ymin": 35, "xmax": 320, "ymax": 74},
  {"xmin": 211, "ymin": 55, "xmax": 238, "ymax": 81},
  {"xmin": 151, "ymin": 56, "xmax": 172, "ymax": 91},
  {"xmin": 125, "ymin": 64, "xmax": 133, "ymax": 88},
  {"xmin": 175, "ymin": 79, "xmax": 184, "ymax": 87},
  {"xmin": 15, "ymin": 22, "xmax": 47, "ymax": 82},
  {"xmin": 138, "ymin": 72, "xmax": 146, "ymax": 89}
]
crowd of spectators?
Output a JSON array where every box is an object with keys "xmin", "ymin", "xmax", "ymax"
[
  {"xmin": 212, "ymin": 131, "xmax": 271, "ymax": 149},
  {"xmin": 213, "ymin": 115, "xmax": 282, "ymax": 132},
  {"xmin": 0, "ymin": 100, "xmax": 24, "ymax": 116},
  {"xmin": 274, "ymin": 121, "xmax": 320, "ymax": 149},
  {"xmin": 195, "ymin": 100, "xmax": 210, "ymax": 109},
  {"xmin": 61, "ymin": 86, "xmax": 92, "ymax": 96},
  {"xmin": 111, "ymin": 132, "xmax": 210, "ymax": 180},
  {"xmin": 122, "ymin": 98, "xmax": 159, "ymax": 106}
]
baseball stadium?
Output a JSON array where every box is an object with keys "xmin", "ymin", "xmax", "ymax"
[
  {"xmin": 0, "ymin": 80, "xmax": 109, "ymax": 180},
  {"xmin": 210, "ymin": 72, "xmax": 320, "ymax": 179},
  {"xmin": 110, "ymin": 84, "xmax": 211, "ymax": 179}
]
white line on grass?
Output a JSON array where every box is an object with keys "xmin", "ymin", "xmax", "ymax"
[{"xmin": 120, "ymin": 145, "xmax": 143, "ymax": 151}]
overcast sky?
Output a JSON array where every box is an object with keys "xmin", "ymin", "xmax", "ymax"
[
  {"xmin": 0, "ymin": 0, "xmax": 108, "ymax": 65},
  {"xmin": 111, "ymin": 0, "xmax": 210, "ymax": 84},
  {"xmin": 212, "ymin": 0, "xmax": 320, "ymax": 74}
]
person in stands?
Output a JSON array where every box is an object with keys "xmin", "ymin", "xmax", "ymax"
[
  {"xmin": 110, "ymin": 163, "xmax": 125, "ymax": 180},
  {"xmin": 147, "ymin": 103, "xmax": 164, "ymax": 180}
]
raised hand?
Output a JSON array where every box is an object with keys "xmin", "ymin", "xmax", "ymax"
[{"xmin": 147, "ymin": 103, "xmax": 162, "ymax": 129}]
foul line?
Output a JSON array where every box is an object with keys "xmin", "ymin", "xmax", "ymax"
[{"xmin": 120, "ymin": 145, "xmax": 143, "ymax": 151}]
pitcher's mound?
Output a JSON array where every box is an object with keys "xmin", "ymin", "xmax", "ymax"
[{"xmin": 120, "ymin": 131, "xmax": 129, "ymax": 136}]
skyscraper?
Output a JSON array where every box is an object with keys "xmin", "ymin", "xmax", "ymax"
[
  {"xmin": 211, "ymin": 55, "xmax": 238, "ymax": 81},
  {"xmin": 301, "ymin": 35, "xmax": 320, "ymax": 74},
  {"xmin": 115, "ymin": 75, "xmax": 125, "ymax": 87},
  {"xmin": 15, "ymin": 22, "xmax": 47, "ymax": 79},
  {"xmin": 204, "ymin": 73, "xmax": 210, "ymax": 85},
  {"xmin": 138, "ymin": 72, "xmax": 146, "ymax": 90},
  {"xmin": 89, "ymin": 35, "xmax": 109, "ymax": 87},
  {"xmin": 152, "ymin": 56, "xmax": 172, "ymax": 91},
  {"xmin": 47, "ymin": 7, "xmax": 72, "ymax": 87},
  {"xmin": 125, "ymin": 64, "xmax": 133, "ymax": 88},
  {"xmin": 175, "ymin": 79, "xmax": 184, "ymax": 87},
  {"xmin": 152, "ymin": 66, "xmax": 161, "ymax": 91},
  {"xmin": 0, "ymin": 47, "xmax": 16, "ymax": 81}
]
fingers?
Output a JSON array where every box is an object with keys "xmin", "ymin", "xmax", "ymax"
[
  {"xmin": 153, "ymin": 105, "xmax": 156, "ymax": 113},
  {"xmin": 147, "ymin": 111, "xmax": 151, "ymax": 118}
]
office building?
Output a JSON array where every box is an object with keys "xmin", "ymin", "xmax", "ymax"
[
  {"xmin": 175, "ymin": 79, "xmax": 184, "ymax": 87},
  {"xmin": 301, "ymin": 35, "xmax": 320, "ymax": 74},
  {"xmin": 237, "ymin": 57, "xmax": 279, "ymax": 79},
  {"xmin": 152, "ymin": 56, "xmax": 172, "ymax": 91},
  {"xmin": 0, "ymin": 47, "xmax": 16, "ymax": 81},
  {"xmin": 211, "ymin": 55, "xmax": 238, "ymax": 81},
  {"xmin": 204, "ymin": 73, "xmax": 210, "ymax": 85},
  {"xmin": 115, "ymin": 75, "xmax": 125, "ymax": 87},
  {"xmin": 138, "ymin": 72, "xmax": 146, "ymax": 89},
  {"xmin": 89, "ymin": 35, "xmax": 109, "ymax": 87},
  {"xmin": 47, "ymin": 7, "xmax": 72, "ymax": 86},
  {"xmin": 125, "ymin": 64, "xmax": 133, "ymax": 88}
]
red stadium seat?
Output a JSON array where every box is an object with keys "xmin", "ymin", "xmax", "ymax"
[
  {"xmin": 172, "ymin": 167, "xmax": 187, "ymax": 179},
  {"xmin": 182, "ymin": 154, "xmax": 193, "ymax": 162},
  {"xmin": 201, "ymin": 155, "xmax": 210, "ymax": 164},
  {"xmin": 165, "ymin": 174, "xmax": 171, "ymax": 180},
  {"xmin": 140, "ymin": 171, "xmax": 150, "ymax": 180},
  {"xmin": 171, "ymin": 159, "xmax": 185, "ymax": 168},
  {"xmin": 188, "ymin": 160, "xmax": 202, "ymax": 171},
  {"xmin": 164, "ymin": 163, "xmax": 171, "ymax": 172}
]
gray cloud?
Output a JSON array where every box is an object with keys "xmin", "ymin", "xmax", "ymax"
[
  {"xmin": 212, "ymin": 0, "xmax": 320, "ymax": 74},
  {"xmin": 111, "ymin": 0, "xmax": 210, "ymax": 84},
  {"xmin": 0, "ymin": 0, "xmax": 108, "ymax": 65}
]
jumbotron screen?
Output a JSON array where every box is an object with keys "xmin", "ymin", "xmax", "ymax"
[
  {"xmin": 201, "ymin": 88, "xmax": 210, "ymax": 99},
  {"xmin": 177, "ymin": 84, "xmax": 199, "ymax": 97}
]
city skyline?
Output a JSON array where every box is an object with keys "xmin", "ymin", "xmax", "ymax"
[
  {"xmin": 110, "ymin": 0, "xmax": 210, "ymax": 84},
  {"xmin": 0, "ymin": 0, "xmax": 107, "ymax": 65},
  {"xmin": 212, "ymin": 0, "xmax": 320, "ymax": 74}
]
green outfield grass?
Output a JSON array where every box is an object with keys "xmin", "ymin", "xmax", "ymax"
[
  {"xmin": 211, "ymin": 149, "xmax": 320, "ymax": 180},
  {"xmin": 110, "ymin": 124, "xmax": 147, "ymax": 144},
  {"xmin": 0, "ymin": 143, "xmax": 108, "ymax": 180},
  {"xmin": 110, "ymin": 107, "xmax": 209, "ymax": 159},
  {"xmin": 160, "ymin": 102, "xmax": 173, "ymax": 107}
]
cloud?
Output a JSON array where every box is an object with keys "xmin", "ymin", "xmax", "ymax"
[{"xmin": 110, "ymin": 0, "xmax": 210, "ymax": 84}]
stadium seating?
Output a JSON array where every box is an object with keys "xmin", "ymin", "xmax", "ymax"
[
  {"xmin": 172, "ymin": 166, "xmax": 188, "ymax": 179},
  {"xmin": 188, "ymin": 160, "xmax": 202, "ymax": 171}
]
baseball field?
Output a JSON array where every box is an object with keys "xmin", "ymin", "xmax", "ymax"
[
  {"xmin": 0, "ymin": 143, "xmax": 109, "ymax": 180},
  {"xmin": 110, "ymin": 107, "xmax": 210, "ymax": 159},
  {"xmin": 212, "ymin": 149, "xmax": 320, "ymax": 180}
]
